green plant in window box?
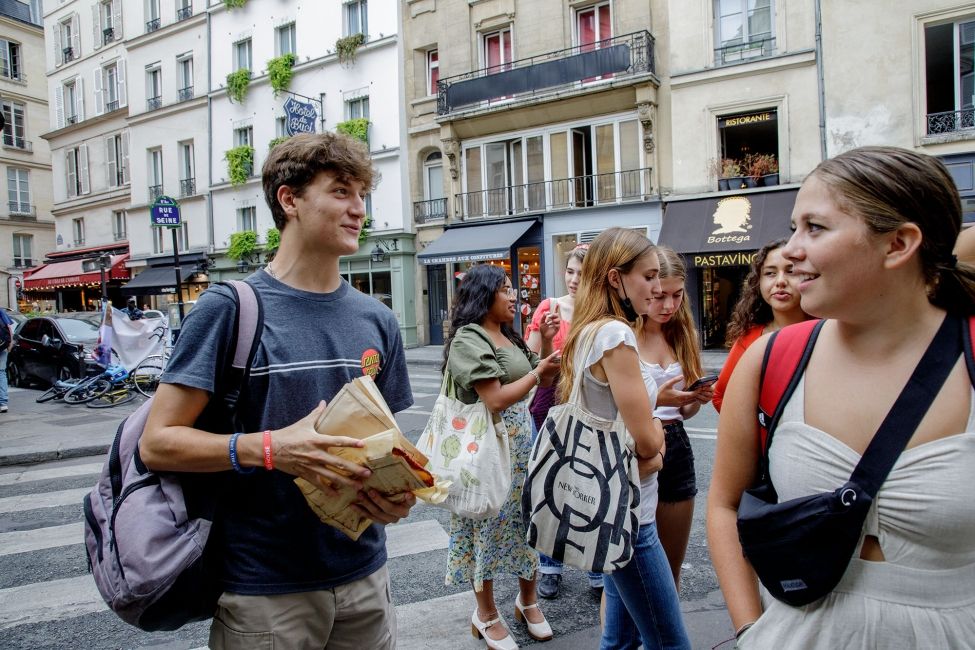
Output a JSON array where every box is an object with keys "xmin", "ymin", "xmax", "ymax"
[
  {"xmin": 358, "ymin": 216, "xmax": 372, "ymax": 245},
  {"xmin": 268, "ymin": 136, "xmax": 290, "ymax": 151},
  {"xmin": 336, "ymin": 118, "xmax": 370, "ymax": 144},
  {"xmin": 225, "ymin": 68, "xmax": 252, "ymax": 103},
  {"xmin": 227, "ymin": 230, "xmax": 257, "ymax": 261},
  {"xmin": 265, "ymin": 227, "xmax": 280, "ymax": 262},
  {"xmin": 224, "ymin": 145, "xmax": 255, "ymax": 186},
  {"xmin": 223, "ymin": 0, "xmax": 247, "ymax": 7},
  {"xmin": 335, "ymin": 33, "xmax": 365, "ymax": 64},
  {"xmin": 267, "ymin": 53, "xmax": 297, "ymax": 97}
]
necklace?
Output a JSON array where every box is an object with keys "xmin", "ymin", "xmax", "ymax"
[{"xmin": 265, "ymin": 263, "xmax": 278, "ymax": 279}]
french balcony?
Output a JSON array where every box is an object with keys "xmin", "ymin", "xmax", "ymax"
[
  {"xmin": 7, "ymin": 202, "xmax": 35, "ymax": 218},
  {"xmin": 178, "ymin": 86, "xmax": 194, "ymax": 102},
  {"xmin": 1, "ymin": 137, "xmax": 32, "ymax": 152},
  {"xmin": 927, "ymin": 109, "xmax": 975, "ymax": 135},
  {"xmin": 1, "ymin": 68, "xmax": 24, "ymax": 82},
  {"xmin": 413, "ymin": 198, "xmax": 447, "ymax": 224},
  {"xmin": 714, "ymin": 37, "xmax": 776, "ymax": 66},
  {"xmin": 146, "ymin": 95, "xmax": 162, "ymax": 111},
  {"xmin": 146, "ymin": 18, "xmax": 161, "ymax": 33},
  {"xmin": 454, "ymin": 167, "xmax": 653, "ymax": 221},
  {"xmin": 148, "ymin": 184, "xmax": 163, "ymax": 202},
  {"xmin": 105, "ymin": 100, "xmax": 120, "ymax": 112},
  {"xmin": 65, "ymin": 114, "xmax": 78, "ymax": 125},
  {"xmin": 62, "ymin": 47, "xmax": 76, "ymax": 63},
  {"xmin": 176, "ymin": 6, "xmax": 193, "ymax": 21},
  {"xmin": 103, "ymin": 27, "xmax": 115, "ymax": 45},
  {"xmin": 437, "ymin": 30, "xmax": 655, "ymax": 117},
  {"xmin": 180, "ymin": 178, "xmax": 196, "ymax": 198}
]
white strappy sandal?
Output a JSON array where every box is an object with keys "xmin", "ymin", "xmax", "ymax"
[
  {"xmin": 514, "ymin": 594, "xmax": 553, "ymax": 641},
  {"xmin": 471, "ymin": 609, "xmax": 519, "ymax": 650}
]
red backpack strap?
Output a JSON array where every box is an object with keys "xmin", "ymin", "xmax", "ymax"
[
  {"xmin": 757, "ymin": 319, "xmax": 825, "ymax": 460},
  {"xmin": 965, "ymin": 315, "xmax": 975, "ymax": 387}
]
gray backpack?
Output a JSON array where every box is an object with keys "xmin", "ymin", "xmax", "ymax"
[{"xmin": 82, "ymin": 280, "xmax": 263, "ymax": 631}]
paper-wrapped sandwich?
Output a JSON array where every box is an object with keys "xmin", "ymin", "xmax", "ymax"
[{"xmin": 295, "ymin": 375, "xmax": 448, "ymax": 539}]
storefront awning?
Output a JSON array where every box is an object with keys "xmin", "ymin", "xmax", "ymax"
[
  {"xmin": 658, "ymin": 189, "xmax": 798, "ymax": 256},
  {"xmin": 418, "ymin": 220, "xmax": 536, "ymax": 265},
  {"xmin": 23, "ymin": 254, "xmax": 130, "ymax": 291},
  {"xmin": 121, "ymin": 264, "xmax": 200, "ymax": 295}
]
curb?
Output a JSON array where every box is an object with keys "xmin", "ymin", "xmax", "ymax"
[{"xmin": 0, "ymin": 444, "xmax": 110, "ymax": 468}]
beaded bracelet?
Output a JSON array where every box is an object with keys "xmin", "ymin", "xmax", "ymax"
[{"xmin": 229, "ymin": 432, "xmax": 256, "ymax": 474}]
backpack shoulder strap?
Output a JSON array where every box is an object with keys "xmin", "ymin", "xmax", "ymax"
[
  {"xmin": 965, "ymin": 315, "xmax": 975, "ymax": 387},
  {"xmin": 757, "ymin": 319, "xmax": 825, "ymax": 459},
  {"xmin": 217, "ymin": 280, "xmax": 264, "ymax": 416}
]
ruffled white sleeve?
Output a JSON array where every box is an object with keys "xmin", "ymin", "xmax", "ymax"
[{"xmin": 582, "ymin": 320, "xmax": 638, "ymax": 371}]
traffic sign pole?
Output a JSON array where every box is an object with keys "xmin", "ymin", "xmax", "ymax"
[
  {"xmin": 172, "ymin": 227, "xmax": 184, "ymax": 329},
  {"xmin": 150, "ymin": 195, "xmax": 185, "ymax": 342}
]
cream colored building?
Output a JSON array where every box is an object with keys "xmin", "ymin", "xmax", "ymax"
[
  {"xmin": 1, "ymin": 1, "xmax": 54, "ymax": 310},
  {"xmin": 404, "ymin": 0, "xmax": 662, "ymax": 344}
]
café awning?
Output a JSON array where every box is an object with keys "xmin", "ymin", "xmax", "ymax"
[
  {"xmin": 121, "ymin": 264, "xmax": 200, "ymax": 295},
  {"xmin": 23, "ymin": 254, "xmax": 130, "ymax": 291},
  {"xmin": 658, "ymin": 189, "xmax": 798, "ymax": 255},
  {"xmin": 417, "ymin": 220, "xmax": 536, "ymax": 265}
]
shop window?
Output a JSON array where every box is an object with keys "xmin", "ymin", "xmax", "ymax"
[
  {"xmin": 714, "ymin": 0, "xmax": 774, "ymax": 65},
  {"xmin": 717, "ymin": 109, "xmax": 779, "ymax": 189},
  {"xmin": 341, "ymin": 260, "xmax": 391, "ymax": 309},
  {"xmin": 925, "ymin": 19, "xmax": 975, "ymax": 134}
]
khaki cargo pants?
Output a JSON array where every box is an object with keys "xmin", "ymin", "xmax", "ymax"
[{"xmin": 209, "ymin": 566, "xmax": 395, "ymax": 650}]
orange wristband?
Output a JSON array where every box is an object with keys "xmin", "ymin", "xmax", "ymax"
[{"xmin": 262, "ymin": 430, "xmax": 274, "ymax": 471}]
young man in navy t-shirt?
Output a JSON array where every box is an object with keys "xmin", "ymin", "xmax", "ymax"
[{"xmin": 141, "ymin": 133, "xmax": 414, "ymax": 649}]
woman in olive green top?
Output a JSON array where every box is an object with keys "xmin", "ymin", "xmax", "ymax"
[{"xmin": 442, "ymin": 264, "xmax": 562, "ymax": 650}]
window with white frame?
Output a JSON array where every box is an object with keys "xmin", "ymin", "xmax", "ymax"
[
  {"xmin": 237, "ymin": 206, "xmax": 257, "ymax": 232},
  {"xmin": 178, "ymin": 222, "xmax": 189, "ymax": 251},
  {"xmin": 60, "ymin": 78, "xmax": 84, "ymax": 126},
  {"xmin": 97, "ymin": 0, "xmax": 121, "ymax": 46},
  {"xmin": 97, "ymin": 59, "xmax": 127, "ymax": 114},
  {"xmin": 179, "ymin": 141, "xmax": 195, "ymax": 196},
  {"xmin": 65, "ymin": 145, "xmax": 89, "ymax": 197},
  {"xmin": 427, "ymin": 49, "xmax": 439, "ymax": 96},
  {"xmin": 12, "ymin": 233, "xmax": 32, "ymax": 267},
  {"xmin": 423, "ymin": 151, "xmax": 444, "ymax": 201},
  {"xmin": 0, "ymin": 39, "xmax": 22, "ymax": 80},
  {"xmin": 346, "ymin": 96, "xmax": 369, "ymax": 120},
  {"xmin": 72, "ymin": 217, "xmax": 85, "ymax": 246},
  {"xmin": 112, "ymin": 210, "xmax": 126, "ymax": 240},
  {"xmin": 576, "ymin": 3, "xmax": 612, "ymax": 47},
  {"xmin": 152, "ymin": 225, "xmax": 165, "ymax": 254},
  {"xmin": 234, "ymin": 39, "xmax": 252, "ymax": 71},
  {"xmin": 7, "ymin": 168, "xmax": 30, "ymax": 214},
  {"xmin": 714, "ymin": 0, "xmax": 774, "ymax": 63},
  {"xmin": 106, "ymin": 132, "xmax": 128, "ymax": 187},
  {"xmin": 178, "ymin": 56, "xmax": 194, "ymax": 100},
  {"xmin": 1, "ymin": 100, "xmax": 27, "ymax": 149},
  {"xmin": 482, "ymin": 27, "xmax": 512, "ymax": 72},
  {"xmin": 926, "ymin": 19, "xmax": 975, "ymax": 134},
  {"xmin": 177, "ymin": 0, "xmax": 192, "ymax": 21},
  {"xmin": 275, "ymin": 116, "xmax": 288, "ymax": 138},
  {"xmin": 345, "ymin": 1, "xmax": 368, "ymax": 37},
  {"xmin": 148, "ymin": 148, "xmax": 163, "ymax": 201},
  {"xmin": 277, "ymin": 23, "xmax": 296, "ymax": 56},
  {"xmin": 146, "ymin": 0, "xmax": 161, "ymax": 32},
  {"xmin": 56, "ymin": 15, "xmax": 80, "ymax": 65},
  {"xmin": 146, "ymin": 65, "xmax": 162, "ymax": 110},
  {"xmin": 234, "ymin": 126, "xmax": 253, "ymax": 148}
]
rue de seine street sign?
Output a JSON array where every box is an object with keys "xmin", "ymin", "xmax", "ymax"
[
  {"xmin": 150, "ymin": 195, "xmax": 181, "ymax": 228},
  {"xmin": 283, "ymin": 96, "xmax": 317, "ymax": 136}
]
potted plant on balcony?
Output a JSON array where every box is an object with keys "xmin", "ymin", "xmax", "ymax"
[
  {"xmin": 335, "ymin": 33, "xmax": 365, "ymax": 65},
  {"xmin": 225, "ymin": 68, "xmax": 252, "ymax": 103},
  {"xmin": 223, "ymin": 0, "xmax": 247, "ymax": 8},
  {"xmin": 267, "ymin": 53, "xmax": 296, "ymax": 97},
  {"xmin": 336, "ymin": 118, "xmax": 370, "ymax": 144},
  {"xmin": 227, "ymin": 230, "xmax": 257, "ymax": 265},
  {"xmin": 714, "ymin": 158, "xmax": 744, "ymax": 191},
  {"xmin": 224, "ymin": 145, "xmax": 255, "ymax": 186},
  {"xmin": 268, "ymin": 136, "xmax": 290, "ymax": 150}
]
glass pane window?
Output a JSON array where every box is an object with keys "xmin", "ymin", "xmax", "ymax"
[
  {"xmin": 483, "ymin": 28, "xmax": 512, "ymax": 71},
  {"xmin": 178, "ymin": 57, "xmax": 193, "ymax": 91},
  {"xmin": 152, "ymin": 226, "xmax": 164, "ymax": 254},
  {"xmin": 147, "ymin": 68, "xmax": 162, "ymax": 98},
  {"xmin": 345, "ymin": 0, "xmax": 368, "ymax": 37},
  {"xmin": 1, "ymin": 100, "xmax": 26, "ymax": 147},
  {"xmin": 7, "ymin": 167, "xmax": 29, "ymax": 212},
  {"xmin": 235, "ymin": 39, "xmax": 252, "ymax": 71},
  {"xmin": 576, "ymin": 3, "xmax": 612, "ymax": 48},
  {"xmin": 180, "ymin": 142, "xmax": 194, "ymax": 180},
  {"xmin": 237, "ymin": 206, "xmax": 257, "ymax": 232},
  {"xmin": 112, "ymin": 211, "xmax": 126, "ymax": 240},
  {"xmin": 13, "ymin": 234, "xmax": 32, "ymax": 267},
  {"xmin": 234, "ymin": 126, "xmax": 253, "ymax": 147},
  {"xmin": 0, "ymin": 39, "xmax": 21, "ymax": 80},
  {"xmin": 346, "ymin": 97, "xmax": 369, "ymax": 120},
  {"xmin": 277, "ymin": 23, "xmax": 296, "ymax": 56},
  {"xmin": 427, "ymin": 49, "xmax": 439, "ymax": 96},
  {"xmin": 716, "ymin": 0, "xmax": 773, "ymax": 47},
  {"xmin": 73, "ymin": 218, "xmax": 85, "ymax": 245}
]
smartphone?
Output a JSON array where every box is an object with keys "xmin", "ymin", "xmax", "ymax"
[{"xmin": 687, "ymin": 374, "xmax": 719, "ymax": 391}]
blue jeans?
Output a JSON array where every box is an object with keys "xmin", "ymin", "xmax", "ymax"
[
  {"xmin": 600, "ymin": 522, "xmax": 691, "ymax": 650},
  {"xmin": 0, "ymin": 349, "xmax": 8, "ymax": 406},
  {"xmin": 530, "ymin": 416, "xmax": 602, "ymax": 586}
]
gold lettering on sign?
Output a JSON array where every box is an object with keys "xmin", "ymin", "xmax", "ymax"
[
  {"xmin": 723, "ymin": 112, "xmax": 773, "ymax": 127},
  {"xmin": 693, "ymin": 252, "xmax": 759, "ymax": 267}
]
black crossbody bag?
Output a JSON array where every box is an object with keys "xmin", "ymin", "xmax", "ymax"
[{"xmin": 737, "ymin": 315, "xmax": 962, "ymax": 607}]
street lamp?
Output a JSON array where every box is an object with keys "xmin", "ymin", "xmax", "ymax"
[
  {"xmin": 370, "ymin": 238, "xmax": 398, "ymax": 264},
  {"xmin": 236, "ymin": 258, "xmax": 249, "ymax": 274},
  {"xmin": 98, "ymin": 253, "xmax": 111, "ymax": 301}
]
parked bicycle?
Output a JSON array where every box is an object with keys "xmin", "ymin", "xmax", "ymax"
[
  {"xmin": 130, "ymin": 324, "xmax": 172, "ymax": 398},
  {"xmin": 35, "ymin": 377, "xmax": 86, "ymax": 403},
  {"xmin": 63, "ymin": 365, "xmax": 129, "ymax": 406}
]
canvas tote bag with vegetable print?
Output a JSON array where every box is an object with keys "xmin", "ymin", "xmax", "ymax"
[
  {"xmin": 417, "ymin": 372, "xmax": 511, "ymax": 519},
  {"xmin": 522, "ymin": 323, "xmax": 641, "ymax": 574}
]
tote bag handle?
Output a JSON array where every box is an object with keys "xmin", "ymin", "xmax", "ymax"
[{"xmin": 565, "ymin": 322, "xmax": 604, "ymax": 406}]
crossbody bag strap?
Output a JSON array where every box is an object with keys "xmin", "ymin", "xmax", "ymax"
[{"xmin": 850, "ymin": 315, "xmax": 962, "ymax": 497}]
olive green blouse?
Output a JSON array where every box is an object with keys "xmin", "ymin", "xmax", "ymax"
[{"xmin": 446, "ymin": 324, "xmax": 540, "ymax": 405}]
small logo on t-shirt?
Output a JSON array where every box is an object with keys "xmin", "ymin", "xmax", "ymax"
[{"xmin": 361, "ymin": 348, "xmax": 381, "ymax": 377}]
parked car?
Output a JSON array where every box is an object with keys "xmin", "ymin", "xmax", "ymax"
[{"xmin": 7, "ymin": 315, "xmax": 111, "ymax": 388}]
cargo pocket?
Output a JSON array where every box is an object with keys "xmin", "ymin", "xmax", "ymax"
[{"xmin": 209, "ymin": 613, "xmax": 273, "ymax": 650}]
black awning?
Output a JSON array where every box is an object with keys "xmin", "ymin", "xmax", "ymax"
[
  {"xmin": 418, "ymin": 220, "xmax": 536, "ymax": 265},
  {"xmin": 121, "ymin": 264, "xmax": 199, "ymax": 295},
  {"xmin": 658, "ymin": 189, "xmax": 798, "ymax": 255}
]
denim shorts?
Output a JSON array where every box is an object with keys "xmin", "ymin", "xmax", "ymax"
[{"xmin": 657, "ymin": 421, "xmax": 697, "ymax": 503}]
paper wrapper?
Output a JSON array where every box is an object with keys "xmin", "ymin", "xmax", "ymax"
[{"xmin": 295, "ymin": 376, "xmax": 449, "ymax": 540}]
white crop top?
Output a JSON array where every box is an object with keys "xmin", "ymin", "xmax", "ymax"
[{"xmin": 647, "ymin": 362, "xmax": 684, "ymax": 421}]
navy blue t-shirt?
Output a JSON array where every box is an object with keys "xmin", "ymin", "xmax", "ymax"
[{"xmin": 161, "ymin": 270, "xmax": 413, "ymax": 594}]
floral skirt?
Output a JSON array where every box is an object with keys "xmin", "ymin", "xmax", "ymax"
[{"xmin": 445, "ymin": 397, "xmax": 539, "ymax": 591}]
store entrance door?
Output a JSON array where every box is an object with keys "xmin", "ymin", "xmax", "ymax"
[
  {"xmin": 427, "ymin": 264, "xmax": 448, "ymax": 345},
  {"xmin": 700, "ymin": 265, "xmax": 748, "ymax": 348}
]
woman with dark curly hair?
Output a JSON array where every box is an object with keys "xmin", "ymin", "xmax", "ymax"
[{"xmin": 711, "ymin": 238, "xmax": 809, "ymax": 412}]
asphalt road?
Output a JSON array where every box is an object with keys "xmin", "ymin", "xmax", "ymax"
[{"xmin": 0, "ymin": 363, "xmax": 729, "ymax": 649}]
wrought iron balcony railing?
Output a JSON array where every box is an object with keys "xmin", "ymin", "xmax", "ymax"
[
  {"xmin": 176, "ymin": 6, "xmax": 193, "ymax": 21},
  {"xmin": 454, "ymin": 167, "xmax": 653, "ymax": 221},
  {"xmin": 414, "ymin": 198, "xmax": 447, "ymax": 224},
  {"xmin": 437, "ymin": 31, "xmax": 655, "ymax": 116},
  {"xmin": 146, "ymin": 18, "xmax": 161, "ymax": 33},
  {"xmin": 714, "ymin": 37, "xmax": 776, "ymax": 65},
  {"xmin": 146, "ymin": 96, "xmax": 162, "ymax": 111},
  {"xmin": 7, "ymin": 202, "xmax": 35, "ymax": 217},
  {"xmin": 178, "ymin": 86, "xmax": 194, "ymax": 102},
  {"xmin": 927, "ymin": 109, "xmax": 975, "ymax": 135},
  {"xmin": 1, "ymin": 137, "xmax": 32, "ymax": 152},
  {"xmin": 103, "ymin": 27, "xmax": 115, "ymax": 45},
  {"xmin": 1, "ymin": 68, "xmax": 24, "ymax": 81},
  {"xmin": 65, "ymin": 114, "xmax": 78, "ymax": 125},
  {"xmin": 180, "ymin": 178, "xmax": 196, "ymax": 197},
  {"xmin": 106, "ymin": 100, "xmax": 120, "ymax": 112},
  {"xmin": 62, "ymin": 47, "xmax": 75, "ymax": 63},
  {"xmin": 148, "ymin": 184, "xmax": 163, "ymax": 202}
]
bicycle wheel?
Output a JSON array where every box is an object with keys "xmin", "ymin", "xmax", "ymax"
[
  {"xmin": 64, "ymin": 378, "xmax": 112, "ymax": 405},
  {"xmin": 36, "ymin": 384, "xmax": 64, "ymax": 403},
  {"xmin": 88, "ymin": 388, "xmax": 137, "ymax": 409},
  {"xmin": 132, "ymin": 355, "xmax": 165, "ymax": 398}
]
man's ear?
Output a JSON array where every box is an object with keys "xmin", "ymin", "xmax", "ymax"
[
  {"xmin": 883, "ymin": 221, "xmax": 923, "ymax": 270},
  {"xmin": 276, "ymin": 185, "xmax": 299, "ymax": 221}
]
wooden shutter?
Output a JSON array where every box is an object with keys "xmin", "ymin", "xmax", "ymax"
[
  {"xmin": 106, "ymin": 136, "xmax": 117, "ymax": 187},
  {"xmin": 55, "ymin": 85, "xmax": 64, "ymax": 128},
  {"xmin": 117, "ymin": 60, "xmax": 126, "ymax": 108},
  {"xmin": 94, "ymin": 68, "xmax": 103, "ymax": 115},
  {"xmin": 80, "ymin": 144, "xmax": 90, "ymax": 195},
  {"xmin": 53, "ymin": 25, "xmax": 62, "ymax": 66},
  {"xmin": 92, "ymin": 4, "xmax": 101, "ymax": 50},
  {"xmin": 121, "ymin": 130, "xmax": 129, "ymax": 185},
  {"xmin": 112, "ymin": 0, "xmax": 122, "ymax": 41},
  {"xmin": 66, "ymin": 150, "xmax": 77, "ymax": 198},
  {"xmin": 75, "ymin": 76, "xmax": 85, "ymax": 121}
]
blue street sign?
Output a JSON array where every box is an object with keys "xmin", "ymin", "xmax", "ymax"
[
  {"xmin": 150, "ymin": 195, "xmax": 181, "ymax": 228},
  {"xmin": 283, "ymin": 97, "xmax": 317, "ymax": 136}
]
